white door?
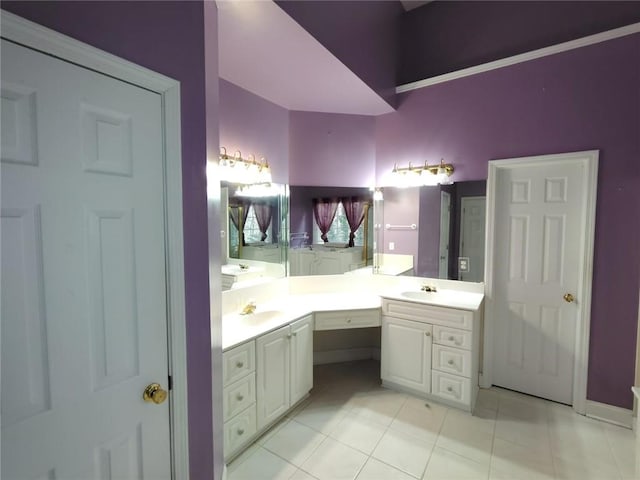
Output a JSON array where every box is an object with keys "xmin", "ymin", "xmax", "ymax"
[
  {"xmin": 256, "ymin": 325, "xmax": 291, "ymax": 430},
  {"xmin": 491, "ymin": 154, "xmax": 594, "ymax": 404},
  {"xmin": 290, "ymin": 315, "xmax": 314, "ymax": 405},
  {"xmin": 438, "ymin": 191, "xmax": 451, "ymax": 279},
  {"xmin": 1, "ymin": 40, "xmax": 171, "ymax": 479},
  {"xmin": 459, "ymin": 197, "xmax": 486, "ymax": 282},
  {"xmin": 381, "ymin": 317, "xmax": 432, "ymax": 394}
]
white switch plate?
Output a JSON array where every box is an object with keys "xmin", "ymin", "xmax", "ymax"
[{"xmin": 389, "ymin": 242, "xmax": 395, "ymax": 251}]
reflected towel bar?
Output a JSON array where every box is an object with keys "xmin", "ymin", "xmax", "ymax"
[{"xmin": 385, "ymin": 224, "xmax": 417, "ymax": 231}]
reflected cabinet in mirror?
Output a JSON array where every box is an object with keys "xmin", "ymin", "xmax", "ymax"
[
  {"xmin": 221, "ymin": 183, "xmax": 289, "ymax": 290},
  {"xmin": 377, "ymin": 181, "xmax": 486, "ymax": 282},
  {"xmin": 289, "ymin": 186, "xmax": 374, "ymax": 276}
]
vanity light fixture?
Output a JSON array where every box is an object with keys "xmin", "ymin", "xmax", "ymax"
[
  {"xmin": 390, "ymin": 158, "xmax": 454, "ymax": 187},
  {"xmin": 218, "ymin": 147, "xmax": 273, "ymax": 185}
]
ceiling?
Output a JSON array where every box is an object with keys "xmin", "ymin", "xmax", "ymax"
[
  {"xmin": 217, "ymin": 0, "xmax": 395, "ymax": 115},
  {"xmin": 400, "ymin": 0, "xmax": 432, "ymax": 12}
]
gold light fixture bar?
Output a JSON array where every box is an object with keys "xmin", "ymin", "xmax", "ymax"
[
  {"xmin": 391, "ymin": 158, "xmax": 454, "ymax": 186},
  {"xmin": 219, "ymin": 146, "xmax": 272, "ymax": 185}
]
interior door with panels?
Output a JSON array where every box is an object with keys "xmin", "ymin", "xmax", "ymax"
[
  {"xmin": 491, "ymin": 158, "xmax": 588, "ymax": 404},
  {"xmin": 1, "ymin": 39, "xmax": 172, "ymax": 479}
]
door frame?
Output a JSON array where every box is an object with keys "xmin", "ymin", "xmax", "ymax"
[
  {"xmin": 1, "ymin": 11, "xmax": 190, "ymax": 478},
  {"xmin": 482, "ymin": 150, "xmax": 599, "ymax": 414}
]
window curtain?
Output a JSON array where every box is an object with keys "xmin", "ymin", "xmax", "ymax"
[
  {"xmin": 313, "ymin": 198, "xmax": 339, "ymax": 243},
  {"xmin": 341, "ymin": 197, "xmax": 367, "ymax": 247},
  {"xmin": 251, "ymin": 201, "xmax": 272, "ymax": 241},
  {"xmin": 229, "ymin": 201, "xmax": 250, "ymax": 246}
]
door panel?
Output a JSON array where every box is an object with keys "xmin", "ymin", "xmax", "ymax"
[
  {"xmin": 1, "ymin": 40, "xmax": 171, "ymax": 479},
  {"xmin": 256, "ymin": 325, "xmax": 290, "ymax": 430},
  {"xmin": 493, "ymin": 159, "xmax": 584, "ymax": 404},
  {"xmin": 459, "ymin": 197, "xmax": 486, "ymax": 282}
]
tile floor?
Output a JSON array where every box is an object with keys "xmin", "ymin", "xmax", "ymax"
[{"xmin": 228, "ymin": 360, "xmax": 638, "ymax": 480}]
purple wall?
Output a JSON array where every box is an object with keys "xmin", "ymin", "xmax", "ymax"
[
  {"xmin": 219, "ymin": 79, "xmax": 290, "ymax": 184},
  {"xmin": 289, "ymin": 111, "xmax": 376, "ymax": 187},
  {"xmin": 276, "ymin": 0, "xmax": 402, "ymax": 108},
  {"xmin": 399, "ymin": 1, "xmax": 640, "ymax": 84},
  {"xmin": 2, "ymin": 2, "xmax": 216, "ymax": 477},
  {"xmin": 416, "ymin": 187, "xmax": 442, "ymax": 277},
  {"xmin": 290, "ymin": 186, "xmax": 371, "ymax": 247},
  {"xmin": 377, "ymin": 33, "xmax": 640, "ymax": 408}
]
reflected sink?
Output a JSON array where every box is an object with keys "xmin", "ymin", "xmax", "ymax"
[
  {"xmin": 237, "ymin": 310, "xmax": 285, "ymax": 325},
  {"xmin": 401, "ymin": 291, "xmax": 440, "ymax": 301}
]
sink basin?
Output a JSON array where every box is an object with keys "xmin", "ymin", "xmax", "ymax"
[
  {"xmin": 237, "ymin": 309, "xmax": 285, "ymax": 325},
  {"xmin": 401, "ymin": 291, "xmax": 440, "ymax": 301}
]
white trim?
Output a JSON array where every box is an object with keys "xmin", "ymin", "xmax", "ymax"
[
  {"xmin": 397, "ymin": 22, "xmax": 640, "ymax": 93},
  {"xmin": 585, "ymin": 400, "xmax": 633, "ymax": 429},
  {"xmin": 1, "ymin": 10, "xmax": 190, "ymax": 479},
  {"xmin": 483, "ymin": 150, "xmax": 599, "ymax": 415},
  {"xmin": 313, "ymin": 347, "xmax": 380, "ymax": 365}
]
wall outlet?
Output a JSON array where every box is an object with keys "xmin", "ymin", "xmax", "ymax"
[{"xmin": 389, "ymin": 242, "xmax": 395, "ymax": 251}]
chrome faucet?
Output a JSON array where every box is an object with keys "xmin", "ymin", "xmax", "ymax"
[
  {"xmin": 241, "ymin": 300, "xmax": 257, "ymax": 315},
  {"xmin": 421, "ymin": 285, "xmax": 437, "ymax": 293}
]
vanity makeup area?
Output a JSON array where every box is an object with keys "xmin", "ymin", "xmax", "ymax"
[{"xmin": 219, "ymin": 177, "xmax": 487, "ymax": 461}]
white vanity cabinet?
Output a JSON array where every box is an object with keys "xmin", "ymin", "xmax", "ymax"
[
  {"xmin": 256, "ymin": 314, "xmax": 313, "ymax": 430},
  {"xmin": 381, "ymin": 317, "xmax": 433, "ymax": 394},
  {"xmin": 223, "ymin": 340, "xmax": 257, "ymax": 460},
  {"xmin": 381, "ymin": 298, "xmax": 481, "ymax": 411},
  {"xmin": 315, "ymin": 308, "xmax": 380, "ymax": 330}
]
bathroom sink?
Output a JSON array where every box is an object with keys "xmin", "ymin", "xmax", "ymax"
[{"xmin": 401, "ymin": 291, "xmax": 440, "ymax": 301}]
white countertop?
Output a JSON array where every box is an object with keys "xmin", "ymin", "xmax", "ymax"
[{"xmin": 222, "ymin": 289, "xmax": 483, "ymax": 351}]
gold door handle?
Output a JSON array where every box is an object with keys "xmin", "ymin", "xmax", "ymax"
[
  {"xmin": 563, "ymin": 293, "xmax": 575, "ymax": 303},
  {"xmin": 143, "ymin": 383, "xmax": 168, "ymax": 404}
]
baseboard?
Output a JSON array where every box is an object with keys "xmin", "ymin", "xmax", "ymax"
[
  {"xmin": 313, "ymin": 347, "xmax": 380, "ymax": 365},
  {"xmin": 222, "ymin": 465, "xmax": 227, "ymax": 480},
  {"xmin": 585, "ymin": 400, "xmax": 633, "ymax": 429}
]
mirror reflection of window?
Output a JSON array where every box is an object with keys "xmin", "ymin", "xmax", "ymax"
[{"xmin": 313, "ymin": 203, "xmax": 364, "ymax": 246}]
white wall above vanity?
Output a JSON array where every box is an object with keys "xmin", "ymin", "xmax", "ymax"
[{"xmin": 221, "ymin": 274, "xmax": 484, "ymax": 461}]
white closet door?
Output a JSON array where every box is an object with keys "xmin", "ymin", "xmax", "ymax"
[
  {"xmin": 492, "ymin": 158, "xmax": 586, "ymax": 404},
  {"xmin": 1, "ymin": 39, "xmax": 171, "ymax": 479}
]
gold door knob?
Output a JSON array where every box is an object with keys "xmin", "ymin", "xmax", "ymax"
[
  {"xmin": 563, "ymin": 293, "xmax": 575, "ymax": 303},
  {"xmin": 143, "ymin": 383, "xmax": 168, "ymax": 404}
]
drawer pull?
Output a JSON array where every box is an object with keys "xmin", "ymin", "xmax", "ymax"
[
  {"xmin": 425, "ymin": 331, "xmax": 431, "ymax": 336},
  {"xmin": 236, "ymin": 361, "xmax": 244, "ymax": 368},
  {"xmin": 236, "ymin": 393, "xmax": 244, "ymax": 401},
  {"xmin": 237, "ymin": 428, "xmax": 245, "ymax": 436},
  {"xmin": 447, "ymin": 386, "xmax": 453, "ymax": 392},
  {"xmin": 447, "ymin": 359, "xmax": 454, "ymax": 365},
  {"xmin": 293, "ymin": 332, "xmax": 298, "ymax": 336},
  {"xmin": 287, "ymin": 334, "xmax": 292, "ymax": 339},
  {"xmin": 347, "ymin": 318, "xmax": 352, "ymax": 323},
  {"xmin": 448, "ymin": 336, "xmax": 455, "ymax": 341}
]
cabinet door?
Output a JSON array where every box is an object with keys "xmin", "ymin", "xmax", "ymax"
[
  {"xmin": 290, "ymin": 315, "xmax": 314, "ymax": 405},
  {"xmin": 256, "ymin": 325, "xmax": 291, "ymax": 431},
  {"xmin": 381, "ymin": 316, "xmax": 432, "ymax": 394}
]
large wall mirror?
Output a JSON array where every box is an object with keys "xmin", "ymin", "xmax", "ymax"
[
  {"xmin": 289, "ymin": 186, "xmax": 374, "ymax": 276},
  {"xmin": 377, "ymin": 180, "xmax": 486, "ymax": 282},
  {"xmin": 221, "ymin": 182, "xmax": 289, "ymax": 289}
]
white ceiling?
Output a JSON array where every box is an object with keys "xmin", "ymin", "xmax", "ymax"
[{"xmin": 217, "ymin": 0, "xmax": 394, "ymax": 115}]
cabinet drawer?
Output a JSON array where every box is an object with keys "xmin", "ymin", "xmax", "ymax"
[
  {"xmin": 224, "ymin": 404, "xmax": 257, "ymax": 459},
  {"xmin": 382, "ymin": 299, "xmax": 473, "ymax": 330},
  {"xmin": 432, "ymin": 344, "xmax": 471, "ymax": 378},
  {"xmin": 223, "ymin": 340, "xmax": 255, "ymax": 386},
  {"xmin": 431, "ymin": 371, "xmax": 471, "ymax": 405},
  {"xmin": 223, "ymin": 372, "xmax": 256, "ymax": 421},
  {"xmin": 315, "ymin": 309, "xmax": 380, "ymax": 330},
  {"xmin": 432, "ymin": 325, "xmax": 472, "ymax": 350}
]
